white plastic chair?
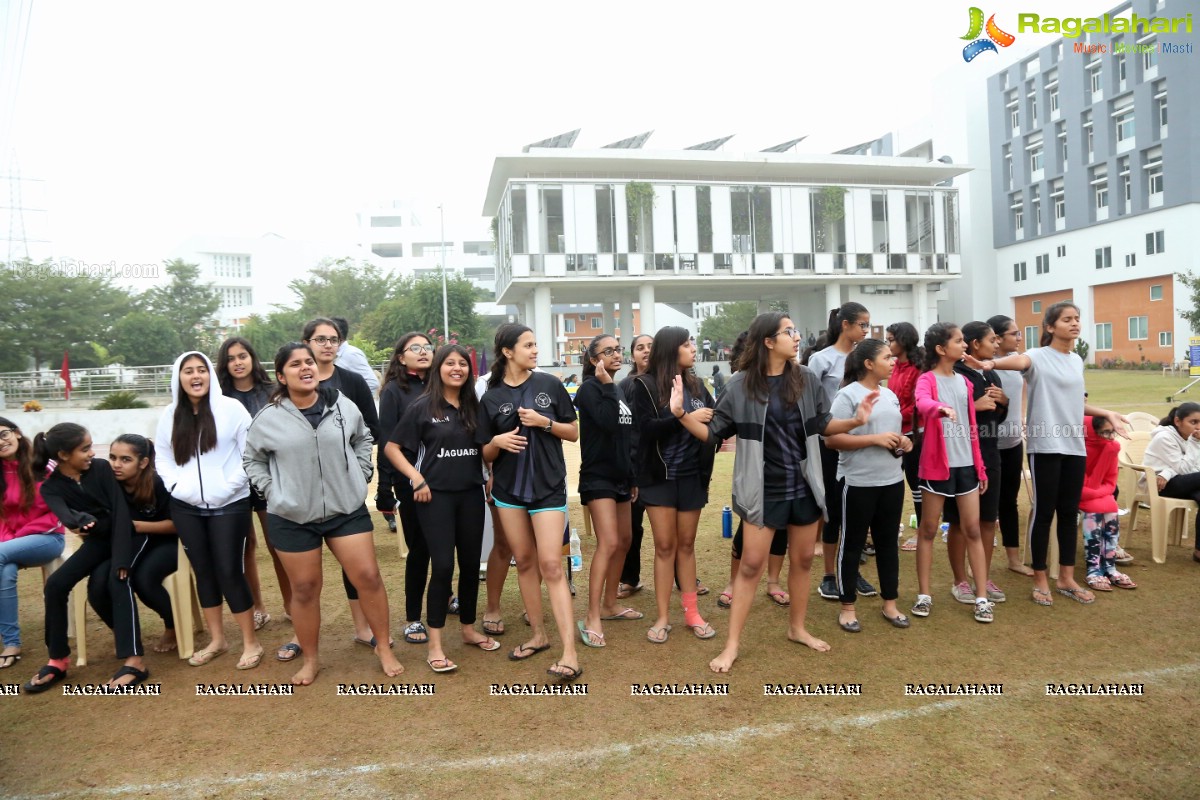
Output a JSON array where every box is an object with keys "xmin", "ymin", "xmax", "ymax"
[
  {"xmin": 1119, "ymin": 458, "xmax": 1197, "ymax": 564},
  {"xmin": 1126, "ymin": 412, "xmax": 1159, "ymax": 434}
]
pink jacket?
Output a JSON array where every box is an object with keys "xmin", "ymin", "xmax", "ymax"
[
  {"xmin": 0, "ymin": 461, "xmax": 63, "ymax": 542},
  {"xmin": 914, "ymin": 371, "xmax": 986, "ymax": 483}
]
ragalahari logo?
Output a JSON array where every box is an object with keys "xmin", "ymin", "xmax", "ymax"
[{"xmin": 962, "ymin": 7, "xmax": 1016, "ymax": 62}]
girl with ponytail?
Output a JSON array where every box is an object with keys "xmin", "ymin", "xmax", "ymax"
[
  {"xmin": 1143, "ymin": 402, "xmax": 1200, "ymax": 564},
  {"xmin": 986, "ymin": 315, "xmax": 1033, "ymax": 576},
  {"xmin": 885, "ymin": 322, "xmax": 923, "ymax": 553}
]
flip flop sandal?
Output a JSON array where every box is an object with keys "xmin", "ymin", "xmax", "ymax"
[
  {"xmin": 106, "ymin": 665, "xmax": 150, "ymax": 689},
  {"xmin": 23, "ymin": 664, "xmax": 66, "ymax": 694},
  {"xmin": 276, "ymin": 642, "xmax": 302, "ymax": 662},
  {"xmin": 576, "ymin": 621, "xmax": 606, "ymax": 648},
  {"xmin": 427, "ymin": 658, "xmax": 458, "ymax": 673},
  {"xmin": 1056, "ymin": 587, "xmax": 1096, "ymax": 605},
  {"xmin": 646, "ymin": 624, "xmax": 672, "ymax": 644},
  {"xmin": 716, "ymin": 592, "xmax": 733, "ymax": 609},
  {"xmin": 601, "ymin": 608, "xmax": 644, "ymax": 621},
  {"xmin": 1031, "ymin": 588, "xmax": 1054, "ymax": 607},
  {"xmin": 900, "ymin": 538, "xmax": 918, "ymax": 552},
  {"xmin": 616, "ymin": 583, "xmax": 643, "ymax": 599},
  {"xmin": 690, "ymin": 622, "xmax": 717, "ymax": 640},
  {"xmin": 766, "ymin": 587, "xmax": 791, "ymax": 607},
  {"xmin": 236, "ymin": 649, "xmax": 265, "ymax": 670},
  {"xmin": 482, "ymin": 618, "xmax": 505, "ymax": 636},
  {"xmin": 188, "ymin": 645, "xmax": 229, "ymax": 667},
  {"xmin": 0, "ymin": 652, "xmax": 21, "ymax": 669},
  {"xmin": 1086, "ymin": 576, "xmax": 1114, "ymax": 592},
  {"xmin": 695, "ymin": 583, "xmax": 710, "ymax": 596},
  {"xmin": 467, "ymin": 638, "xmax": 502, "ymax": 652},
  {"xmin": 547, "ymin": 662, "xmax": 583, "ymax": 683},
  {"xmin": 507, "ymin": 642, "xmax": 551, "ymax": 661},
  {"xmin": 1109, "ymin": 573, "xmax": 1138, "ymax": 590},
  {"xmin": 253, "ymin": 610, "xmax": 271, "ymax": 631},
  {"xmin": 403, "ymin": 622, "xmax": 428, "ymax": 644}
]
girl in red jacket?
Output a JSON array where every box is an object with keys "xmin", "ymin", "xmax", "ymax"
[{"xmin": 1081, "ymin": 417, "xmax": 1136, "ymax": 591}]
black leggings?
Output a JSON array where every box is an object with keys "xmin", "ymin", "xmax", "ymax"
[
  {"xmin": 1026, "ymin": 453, "xmax": 1085, "ymax": 571},
  {"xmin": 173, "ymin": 500, "xmax": 254, "ymax": 614},
  {"xmin": 393, "ymin": 481, "xmax": 431, "ymax": 622},
  {"xmin": 819, "ymin": 440, "xmax": 843, "ymax": 546},
  {"xmin": 837, "ymin": 481, "xmax": 903, "ymax": 603},
  {"xmin": 620, "ymin": 497, "xmax": 646, "ymax": 586},
  {"xmin": 44, "ymin": 534, "xmax": 146, "ymax": 660},
  {"xmin": 731, "ymin": 520, "xmax": 787, "ymax": 559},
  {"xmin": 902, "ymin": 437, "xmax": 923, "ymax": 527},
  {"xmin": 415, "ymin": 487, "xmax": 485, "ymax": 629},
  {"xmin": 1160, "ymin": 472, "xmax": 1200, "ymax": 541},
  {"xmin": 997, "ymin": 444, "xmax": 1024, "ymax": 549},
  {"xmin": 89, "ymin": 535, "xmax": 177, "ymax": 630}
]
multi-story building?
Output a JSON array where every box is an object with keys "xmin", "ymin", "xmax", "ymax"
[
  {"xmin": 356, "ymin": 202, "xmax": 498, "ymax": 295},
  {"xmin": 482, "ymin": 139, "xmax": 968, "ymax": 365},
  {"xmin": 987, "ymin": 0, "xmax": 1198, "ymax": 364}
]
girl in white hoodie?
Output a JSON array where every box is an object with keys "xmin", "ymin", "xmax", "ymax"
[
  {"xmin": 1143, "ymin": 403, "xmax": 1200, "ymax": 563},
  {"xmin": 156, "ymin": 351, "xmax": 263, "ymax": 670}
]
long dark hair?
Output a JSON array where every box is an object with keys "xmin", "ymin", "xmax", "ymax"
[
  {"xmin": 729, "ymin": 330, "xmax": 751, "ymax": 374},
  {"xmin": 269, "ymin": 342, "xmax": 317, "ymax": 405},
  {"xmin": 0, "ymin": 417, "xmax": 36, "ymax": 513},
  {"xmin": 1040, "ymin": 302, "xmax": 1079, "ymax": 348},
  {"xmin": 302, "ymin": 317, "xmax": 339, "ymax": 343},
  {"xmin": 826, "ymin": 302, "xmax": 869, "ymax": 347},
  {"xmin": 645, "ymin": 326, "xmax": 700, "ymax": 407},
  {"xmin": 986, "ymin": 314, "xmax": 1017, "ymax": 348},
  {"xmin": 921, "ymin": 323, "xmax": 959, "ymax": 372},
  {"xmin": 215, "ymin": 336, "xmax": 271, "ymax": 396},
  {"xmin": 740, "ymin": 313, "xmax": 803, "ymax": 404},
  {"xmin": 113, "ymin": 434, "xmax": 158, "ymax": 508},
  {"xmin": 1160, "ymin": 402, "xmax": 1200, "ymax": 429},
  {"xmin": 32, "ymin": 423, "xmax": 88, "ymax": 474},
  {"xmin": 843, "ymin": 339, "xmax": 889, "ymax": 387},
  {"xmin": 488, "ymin": 323, "xmax": 532, "ymax": 389},
  {"xmin": 886, "ymin": 321, "xmax": 922, "ymax": 364},
  {"xmin": 961, "ymin": 321, "xmax": 994, "ymax": 357},
  {"xmin": 381, "ymin": 331, "xmax": 432, "ymax": 394},
  {"xmin": 581, "ymin": 334, "xmax": 617, "ymax": 379},
  {"xmin": 417, "ymin": 345, "xmax": 479, "ymax": 435},
  {"xmin": 171, "ymin": 353, "xmax": 217, "ymax": 467}
]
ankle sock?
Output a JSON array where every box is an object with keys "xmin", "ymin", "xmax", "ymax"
[{"xmin": 681, "ymin": 591, "xmax": 705, "ymax": 628}]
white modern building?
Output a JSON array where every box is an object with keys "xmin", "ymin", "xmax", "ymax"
[{"xmin": 481, "ymin": 139, "xmax": 970, "ymax": 365}]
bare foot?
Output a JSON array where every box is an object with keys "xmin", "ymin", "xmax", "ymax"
[
  {"xmin": 376, "ymin": 643, "xmax": 404, "ymax": 678},
  {"xmin": 1008, "ymin": 563, "xmax": 1035, "ymax": 576},
  {"xmin": 291, "ymin": 661, "xmax": 320, "ymax": 686},
  {"xmin": 153, "ymin": 631, "xmax": 177, "ymax": 653},
  {"xmin": 708, "ymin": 647, "xmax": 738, "ymax": 674},
  {"xmin": 788, "ymin": 629, "xmax": 831, "ymax": 652},
  {"xmin": 813, "ymin": 544, "xmax": 824, "ymax": 558}
]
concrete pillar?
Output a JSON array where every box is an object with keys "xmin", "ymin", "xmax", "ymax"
[
  {"xmin": 788, "ymin": 290, "xmax": 806, "ymax": 325},
  {"xmin": 638, "ymin": 283, "xmax": 656, "ymax": 335},
  {"xmin": 756, "ymin": 298, "xmax": 770, "ymax": 315},
  {"xmin": 618, "ymin": 297, "xmax": 634, "ymax": 344},
  {"xmin": 825, "ymin": 282, "xmax": 842, "ymax": 316},
  {"xmin": 533, "ymin": 285, "xmax": 554, "ymax": 367},
  {"xmin": 522, "ymin": 298, "xmax": 535, "ymax": 328},
  {"xmin": 913, "ymin": 282, "xmax": 928, "ymax": 336},
  {"xmin": 602, "ymin": 301, "xmax": 615, "ymax": 336}
]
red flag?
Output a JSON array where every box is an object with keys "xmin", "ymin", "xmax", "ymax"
[{"xmin": 60, "ymin": 351, "xmax": 72, "ymax": 400}]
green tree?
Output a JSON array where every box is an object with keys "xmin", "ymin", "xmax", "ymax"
[
  {"xmin": 0, "ymin": 260, "xmax": 132, "ymax": 372},
  {"xmin": 239, "ymin": 308, "xmax": 309, "ymax": 362},
  {"xmin": 361, "ymin": 271, "xmax": 485, "ymax": 351},
  {"xmin": 288, "ymin": 259, "xmax": 400, "ymax": 331},
  {"xmin": 110, "ymin": 312, "xmax": 184, "ymax": 366},
  {"xmin": 1180, "ymin": 271, "xmax": 1200, "ymax": 334},
  {"xmin": 700, "ymin": 301, "xmax": 759, "ymax": 346},
  {"xmin": 144, "ymin": 259, "xmax": 221, "ymax": 351}
]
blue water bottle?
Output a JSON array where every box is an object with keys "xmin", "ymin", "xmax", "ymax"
[{"xmin": 722, "ymin": 506, "xmax": 732, "ymax": 538}]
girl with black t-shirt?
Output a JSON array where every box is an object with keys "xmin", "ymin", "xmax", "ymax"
[
  {"xmin": 632, "ymin": 326, "xmax": 717, "ymax": 644},
  {"xmin": 217, "ymin": 336, "xmax": 274, "ymax": 631},
  {"xmin": 107, "ymin": 434, "xmax": 179, "ymax": 654},
  {"xmin": 477, "ymin": 324, "xmax": 582, "ymax": 682},
  {"xmin": 386, "ymin": 344, "xmax": 500, "ymax": 672},
  {"xmin": 377, "ymin": 331, "xmax": 435, "ymax": 647},
  {"xmin": 25, "ymin": 424, "xmax": 148, "ymax": 693},
  {"xmin": 616, "ymin": 333, "xmax": 653, "ymax": 599},
  {"xmin": 575, "ymin": 334, "xmax": 640, "ymax": 649}
]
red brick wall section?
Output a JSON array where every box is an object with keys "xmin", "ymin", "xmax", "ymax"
[
  {"xmin": 1092, "ymin": 275, "xmax": 1174, "ymax": 364},
  {"xmin": 1012, "ymin": 289, "xmax": 1074, "ymax": 353}
]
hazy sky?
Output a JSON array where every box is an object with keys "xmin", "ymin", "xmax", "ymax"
[{"xmin": 6, "ymin": 0, "xmax": 1110, "ymax": 269}]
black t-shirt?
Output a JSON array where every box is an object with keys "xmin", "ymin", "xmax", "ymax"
[
  {"xmin": 477, "ymin": 371, "xmax": 576, "ymax": 504},
  {"xmin": 393, "ymin": 398, "xmax": 483, "ymax": 493},
  {"xmin": 123, "ymin": 474, "xmax": 172, "ymax": 523},
  {"xmin": 299, "ymin": 395, "xmax": 326, "ymax": 429},
  {"xmin": 953, "ymin": 362, "xmax": 1005, "ymax": 458},
  {"xmin": 227, "ymin": 384, "xmax": 270, "ymax": 419},
  {"xmin": 574, "ymin": 376, "xmax": 634, "ymax": 485},
  {"xmin": 763, "ymin": 374, "xmax": 808, "ymax": 501},
  {"xmin": 660, "ymin": 384, "xmax": 710, "ymax": 479}
]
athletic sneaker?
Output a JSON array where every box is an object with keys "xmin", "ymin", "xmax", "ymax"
[
  {"xmin": 856, "ymin": 576, "xmax": 878, "ymax": 597},
  {"xmin": 911, "ymin": 594, "xmax": 932, "ymax": 617},
  {"xmin": 985, "ymin": 580, "xmax": 1006, "ymax": 602},
  {"xmin": 951, "ymin": 581, "xmax": 976, "ymax": 604},
  {"xmin": 818, "ymin": 575, "xmax": 839, "ymax": 600},
  {"xmin": 974, "ymin": 599, "xmax": 995, "ymax": 623}
]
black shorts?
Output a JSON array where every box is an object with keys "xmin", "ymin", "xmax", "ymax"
[
  {"xmin": 579, "ymin": 476, "xmax": 633, "ymax": 505},
  {"xmin": 944, "ymin": 453, "xmax": 1001, "ymax": 523},
  {"xmin": 266, "ymin": 504, "xmax": 373, "ymax": 553},
  {"xmin": 492, "ymin": 487, "xmax": 568, "ymax": 515},
  {"xmin": 249, "ymin": 485, "xmax": 267, "ymax": 513},
  {"xmin": 762, "ymin": 494, "xmax": 823, "ymax": 530},
  {"xmin": 639, "ymin": 474, "xmax": 707, "ymax": 512},
  {"xmin": 920, "ymin": 465, "xmax": 980, "ymax": 499}
]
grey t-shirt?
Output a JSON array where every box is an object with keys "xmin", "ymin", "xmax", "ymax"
[
  {"xmin": 994, "ymin": 366, "xmax": 1025, "ymax": 450},
  {"xmin": 934, "ymin": 373, "xmax": 974, "ymax": 468},
  {"xmin": 830, "ymin": 382, "xmax": 903, "ymax": 487},
  {"xmin": 806, "ymin": 346, "xmax": 847, "ymax": 410},
  {"xmin": 1022, "ymin": 346, "xmax": 1086, "ymax": 456}
]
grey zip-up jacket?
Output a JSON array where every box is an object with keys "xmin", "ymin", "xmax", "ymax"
[
  {"xmin": 243, "ymin": 387, "xmax": 374, "ymax": 524},
  {"xmin": 703, "ymin": 368, "xmax": 832, "ymax": 526}
]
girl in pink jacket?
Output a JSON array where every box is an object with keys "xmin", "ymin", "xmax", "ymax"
[{"xmin": 912, "ymin": 324, "xmax": 993, "ymax": 624}]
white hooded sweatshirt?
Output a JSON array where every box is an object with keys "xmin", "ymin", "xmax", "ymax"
[{"xmin": 155, "ymin": 351, "xmax": 253, "ymax": 509}]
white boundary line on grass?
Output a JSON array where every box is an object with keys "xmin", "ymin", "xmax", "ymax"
[{"xmin": 11, "ymin": 661, "xmax": 1198, "ymax": 800}]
